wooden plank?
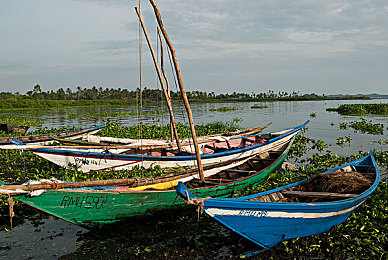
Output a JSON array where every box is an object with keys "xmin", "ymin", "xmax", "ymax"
[
  {"xmin": 281, "ymin": 190, "xmax": 358, "ymax": 199},
  {"xmin": 251, "ymin": 158, "xmax": 275, "ymax": 162},
  {"xmin": 268, "ymin": 150, "xmax": 283, "ymax": 155},
  {"xmin": 224, "ymin": 169, "xmax": 255, "ymax": 174}
]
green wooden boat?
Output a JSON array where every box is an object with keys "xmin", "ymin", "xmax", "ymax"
[{"xmin": 8, "ymin": 137, "xmax": 293, "ymax": 229}]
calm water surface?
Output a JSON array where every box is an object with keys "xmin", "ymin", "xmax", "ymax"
[{"xmin": 0, "ymin": 99, "xmax": 387, "ymax": 259}]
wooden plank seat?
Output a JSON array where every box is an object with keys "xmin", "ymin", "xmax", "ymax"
[
  {"xmin": 251, "ymin": 158, "xmax": 276, "ymax": 162},
  {"xmin": 268, "ymin": 150, "xmax": 283, "ymax": 155},
  {"xmin": 280, "ymin": 190, "xmax": 358, "ymax": 199},
  {"xmin": 190, "ymin": 179, "xmax": 221, "ymax": 185},
  {"xmin": 224, "ymin": 169, "xmax": 255, "ymax": 174},
  {"xmin": 249, "ymin": 192, "xmax": 286, "ymax": 202}
]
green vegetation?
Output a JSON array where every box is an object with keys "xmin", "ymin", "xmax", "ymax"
[
  {"xmin": 336, "ymin": 135, "xmax": 352, "ymax": 146},
  {"xmin": 0, "ymin": 98, "xmax": 137, "ymax": 111},
  {"xmin": 339, "ymin": 118, "xmax": 384, "ymax": 135},
  {"xmin": 0, "ymin": 85, "xmax": 373, "ymax": 110},
  {"xmin": 0, "ymin": 115, "xmax": 43, "ymax": 127},
  {"xmin": 67, "ymin": 110, "xmax": 168, "ymax": 119},
  {"xmin": 209, "ymin": 106, "xmax": 242, "ymax": 112},
  {"xmin": 326, "ymin": 103, "xmax": 388, "ymax": 115},
  {"xmin": 339, "ymin": 122, "xmax": 348, "ymax": 130},
  {"xmin": 0, "ymin": 122, "xmax": 387, "ymax": 259},
  {"xmin": 309, "ymin": 112, "xmax": 317, "ymax": 118},
  {"xmin": 98, "ymin": 121, "xmax": 241, "ymax": 140},
  {"xmin": 251, "ymin": 104, "xmax": 269, "ymax": 109}
]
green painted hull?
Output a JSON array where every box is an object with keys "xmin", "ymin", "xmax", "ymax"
[{"xmin": 15, "ymin": 147, "xmax": 290, "ymax": 228}]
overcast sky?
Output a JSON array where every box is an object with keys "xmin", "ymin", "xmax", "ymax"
[{"xmin": 0, "ymin": 0, "xmax": 387, "ymax": 95}]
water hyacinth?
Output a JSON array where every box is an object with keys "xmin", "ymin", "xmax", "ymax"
[
  {"xmin": 67, "ymin": 110, "xmax": 168, "ymax": 119},
  {"xmin": 0, "ymin": 120, "xmax": 387, "ymax": 259},
  {"xmin": 326, "ymin": 103, "xmax": 388, "ymax": 115}
]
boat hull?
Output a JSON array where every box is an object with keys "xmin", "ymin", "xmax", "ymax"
[
  {"xmin": 187, "ymin": 153, "xmax": 380, "ymax": 250},
  {"xmin": 204, "ymin": 197, "xmax": 367, "ymax": 248},
  {"xmin": 14, "ymin": 143, "xmax": 291, "ymax": 228}
]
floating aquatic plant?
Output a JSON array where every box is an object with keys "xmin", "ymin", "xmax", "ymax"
[
  {"xmin": 209, "ymin": 107, "xmax": 242, "ymax": 112},
  {"xmin": 251, "ymin": 104, "xmax": 269, "ymax": 109},
  {"xmin": 326, "ymin": 103, "xmax": 388, "ymax": 115}
]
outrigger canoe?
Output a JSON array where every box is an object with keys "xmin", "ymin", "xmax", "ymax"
[
  {"xmin": 0, "ymin": 135, "xmax": 294, "ymax": 228},
  {"xmin": 0, "ymin": 125, "xmax": 106, "ymax": 147},
  {"xmin": 29, "ymin": 121, "xmax": 309, "ymax": 172},
  {"xmin": 176, "ymin": 152, "xmax": 380, "ymax": 257}
]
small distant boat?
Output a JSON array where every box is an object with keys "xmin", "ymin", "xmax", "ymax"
[
  {"xmin": 0, "ymin": 125, "xmax": 106, "ymax": 147},
  {"xmin": 0, "ymin": 134, "xmax": 294, "ymax": 228},
  {"xmin": 176, "ymin": 152, "xmax": 380, "ymax": 257}
]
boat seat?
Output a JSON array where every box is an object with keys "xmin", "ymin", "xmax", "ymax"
[
  {"xmin": 224, "ymin": 169, "xmax": 255, "ymax": 175},
  {"xmin": 268, "ymin": 150, "xmax": 283, "ymax": 155},
  {"xmin": 249, "ymin": 192, "xmax": 286, "ymax": 202},
  {"xmin": 251, "ymin": 158, "xmax": 275, "ymax": 162},
  {"xmin": 281, "ymin": 190, "xmax": 358, "ymax": 199}
]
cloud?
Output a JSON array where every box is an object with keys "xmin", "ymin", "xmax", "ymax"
[{"xmin": 0, "ymin": 0, "xmax": 387, "ymax": 94}]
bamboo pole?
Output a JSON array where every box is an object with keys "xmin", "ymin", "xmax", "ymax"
[
  {"xmin": 148, "ymin": 0, "xmax": 204, "ymax": 180},
  {"xmin": 158, "ymin": 27, "xmax": 175, "ymax": 142},
  {"xmin": 135, "ymin": 7, "xmax": 182, "ymax": 152}
]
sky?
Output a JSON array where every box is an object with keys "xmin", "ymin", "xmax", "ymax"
[{"xmin": 0, "ymin": 0, "xmax": 387, "ymax": 95}]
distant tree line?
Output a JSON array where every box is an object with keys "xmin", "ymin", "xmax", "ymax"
[{"xmin": 1, "ymin": 84, "xmax": 371, "ymax": 102}]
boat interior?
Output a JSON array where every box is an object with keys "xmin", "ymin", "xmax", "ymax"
[
  {"xmin": 184, "ymin": 141, "xmax": 288, "ymax": 189},
  {"xmin": 247, "ymin": 164, "xmax": 375, "ymax": 203},
  {"xmin": 119, "ymin": 132, "xmax": 283, "ymax": 157}
]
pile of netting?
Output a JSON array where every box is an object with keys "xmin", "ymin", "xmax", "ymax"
[{"xmin": 299, "ymin": 169, "xmax": 372, "ymax": 194}]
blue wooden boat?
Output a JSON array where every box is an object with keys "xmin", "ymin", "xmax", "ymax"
[{"xmin": 177, "ymin": 152, "xmax": 380, "ymax": 257}]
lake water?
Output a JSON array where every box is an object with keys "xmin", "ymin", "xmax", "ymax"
[
  {"xmin": 8, "ymin": 98, "xmax": 388, "ymax": 156},
  {"xmin": 0, "ymin": 99, "xmax": 387, "ymax": 259}
]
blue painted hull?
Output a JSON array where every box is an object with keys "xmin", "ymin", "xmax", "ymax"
[{"xmin": 177, "ymin": 153, "xmax": 380, "ymax": 250}]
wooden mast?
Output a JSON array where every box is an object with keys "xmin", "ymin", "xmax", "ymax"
[
  {"xmin": 135, "ymin": 7, "xmax": 182, "ymax": 152},
  {"xmin": 148, "ymin": 0, "xmax": 204, "ymax": 180},
  {"xmin": 157, "ymin": 27, "xmax": 174, "ymax": 142}
]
